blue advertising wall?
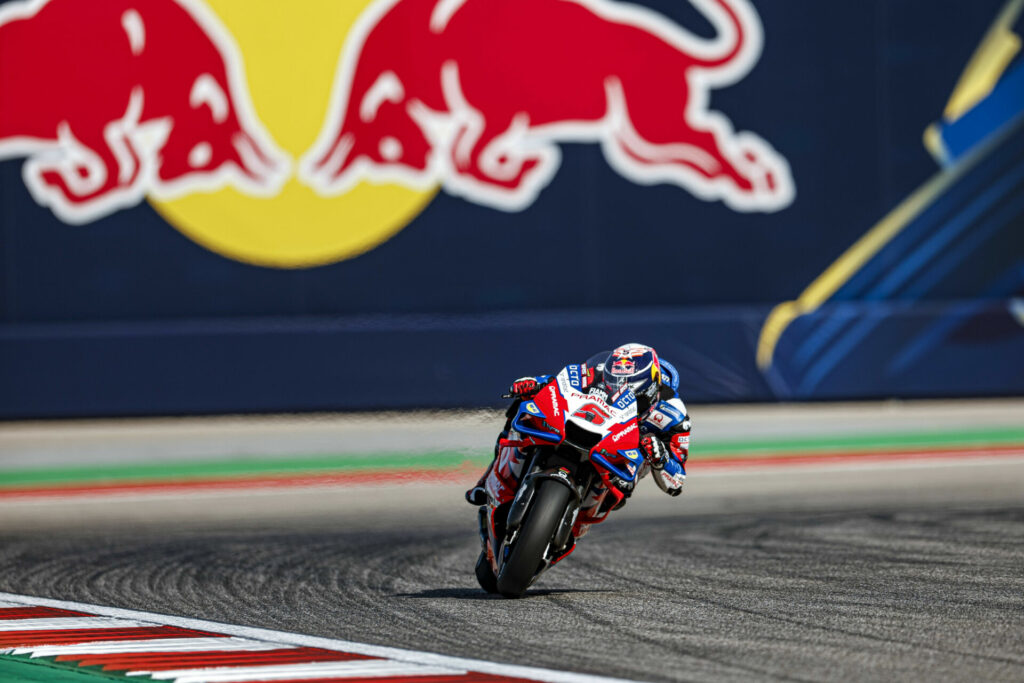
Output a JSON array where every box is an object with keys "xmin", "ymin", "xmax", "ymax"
[{"xmin": 1, "ymin": 0, "xmax": 1022, "ymax": 417}]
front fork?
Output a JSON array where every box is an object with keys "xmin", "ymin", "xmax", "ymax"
[{"xmin": 482, "ymin": 451, "xmax": 593, "ymax": 574}]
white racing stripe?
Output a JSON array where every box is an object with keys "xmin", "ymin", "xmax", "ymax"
[
  {"xmin": 701, "ymin": 452, "xmax": 1024, "ymax": 475},
  {"xmin": 11, "ymin": 637, "xmax": 290, "ymax": 657},
  {"xmin": 141, "ymin": 661, "xmax": 458, "ymax": 682},
  {"xmin": 0, "ymin": 617, "xmax": 149, "ymax": 631},
  {"xmin": 0, "ymin": 591, "xmax": 641, "ymax": 683},
  {"xmin": 0, "ymin": 601, "xmax": 25, "ymax": 608}
]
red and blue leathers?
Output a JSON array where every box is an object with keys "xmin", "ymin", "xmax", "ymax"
[{"xmin": 467, "ymin": 355, "xmax": 690, "ymax": 507}]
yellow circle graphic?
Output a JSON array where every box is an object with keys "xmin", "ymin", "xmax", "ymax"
[{"xmin": 149, "ymin": 0, "xmax": 437, "ymax": 268}]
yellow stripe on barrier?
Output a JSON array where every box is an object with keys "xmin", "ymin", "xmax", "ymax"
[
  {"xmin": 757, "ymin": 0, "xmax": 1024, "ymax": 373},
  {"xmin": 754, "ymin": 127, "xmax": 1016, "ymax": 371},
  {"xmin": 943, "ymin": 0, "xmax": 1022, "ymax": 123}
]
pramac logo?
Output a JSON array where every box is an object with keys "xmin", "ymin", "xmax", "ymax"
[{"xmin": 0, "ymin": 0, "xmax": 793, "ymax": 268}]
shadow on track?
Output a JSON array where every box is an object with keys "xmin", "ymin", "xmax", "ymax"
[{"xmin": 397, "ymin": 587, "xmax": 613, "ymax": 600}]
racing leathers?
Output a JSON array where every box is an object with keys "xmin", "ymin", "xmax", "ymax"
[{"xmin": 465, "ymin": 358, "xmax": 690, "ymax": 507}]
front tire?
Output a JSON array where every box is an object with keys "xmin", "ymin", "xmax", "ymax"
[{"xmin": 496, "ymin": 479, "xmax": 572, "ymax": 598}]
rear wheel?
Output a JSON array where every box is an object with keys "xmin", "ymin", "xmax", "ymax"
[
  {"xmin": 475, "ymin": 551, "xmax": 498, "ymax": 594},
  {"xmin": 496, "ymin": 479, "xmax": 572, "ymax": 598}
]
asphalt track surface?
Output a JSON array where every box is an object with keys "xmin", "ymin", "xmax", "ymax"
[{"xmin": 1, "ymin": 457, "xmax": 1023, "ymax": 682}]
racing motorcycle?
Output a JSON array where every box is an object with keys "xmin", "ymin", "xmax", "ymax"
[{"xmin": 474, "ymin": 363, "xmax": 643, "ymax": 598}]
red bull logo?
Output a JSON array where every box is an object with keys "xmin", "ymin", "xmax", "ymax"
[
  {"xmin": 0, "ymin": 0, "xmax": 794, "ymax": 268},
  {"xmin": 0, "ymin": 0, "xmax": 288, "ymax": 225},
  {"xmin": 301, "ymin": 0, "xmax": 795, "ymax": 213},
  {"xmin": 610, "ymin": 358, "xmax": 635, "ymax": 375}
]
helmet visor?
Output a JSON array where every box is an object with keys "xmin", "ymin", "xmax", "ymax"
[
  {"xmin": 602, "ymin": 357, "xmax": 644, "ymax": 394},
  {"xmin": 601, "ymin": 349, "xmax": 660, "ymax": 412}
]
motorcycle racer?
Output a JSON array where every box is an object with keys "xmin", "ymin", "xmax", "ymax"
[{"xmin": 466, "ymin": 343, "xmax": 690, "ymax": 509}]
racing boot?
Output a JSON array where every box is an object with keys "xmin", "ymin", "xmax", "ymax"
[{"xmin": 465, "ymin": 460, "xmax": 493, "ymax": 505}]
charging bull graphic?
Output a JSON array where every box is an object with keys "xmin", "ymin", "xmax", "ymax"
[
  {"xmin": 0, "ymin": 0, "xmax": 288, "ymax": 224},
  {"xmin": 301, "ymin": 0, "xmax": 795, "ymax": 213}
]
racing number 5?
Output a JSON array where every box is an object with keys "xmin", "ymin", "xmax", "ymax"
[{"xmin": 572, "ymin": 402, "xmax": 611, "ymax": 426}]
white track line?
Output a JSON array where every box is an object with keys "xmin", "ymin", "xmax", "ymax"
[
  {"xmin": 0, "ymin": 592, "xmax": 641, "ymax": 683},
  {"xmin": 143, "ymin": 661, "xmax": 458, "ymax": 682},
  {"xmin": 11, "ymin": 637, "xmax": 290, "ymax": 657},
  {"xmin": 0, "ymin": 617, "xmax": 149, "ymax": 631}
]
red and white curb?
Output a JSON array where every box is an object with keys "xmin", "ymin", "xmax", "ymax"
[{"xmin": 0, "ymin": 593, "xmax": 638, "ymax": 683}]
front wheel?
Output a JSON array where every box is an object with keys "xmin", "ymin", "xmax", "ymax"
[{"xmin": 496, "ymin": 479, "xmax": 572, "ymax": 598}]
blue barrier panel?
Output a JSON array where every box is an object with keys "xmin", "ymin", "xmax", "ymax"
[
  {"xmin": 0, "ymin": 307, "xmax": 772, "ymax": 418},
  {"xmin": 0, "ymin": 0, "xmax": 1021, "ymax": 417}
]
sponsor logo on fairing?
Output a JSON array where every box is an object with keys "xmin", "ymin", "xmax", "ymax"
[
  {"xmin": 611, "ymin": 422, "xmax": 638, "ymax": 443},
  {"xmin": 547, "ymin": 385, "xmax": 560, "ymax": 416}
]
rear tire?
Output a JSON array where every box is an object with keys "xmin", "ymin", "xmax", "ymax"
[
  {"xmin": 475, "ymin": 551, "xmax": 498, "ymax": 594},
  {"xmin": 496, "ymin": 479, "xmax": 572, "ymax": 598}
]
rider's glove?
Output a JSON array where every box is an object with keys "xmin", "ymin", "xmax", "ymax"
[
  {"xmin": 640, "ymin": 434, "xmax": 669, "ymax": 470},
  {"xmin": 508, "ymin": 377, "xmax": 539, "ymax": 397},
  {"xmin": 669, "ymin": 420, "xmax": 691, "ymax": 464}
]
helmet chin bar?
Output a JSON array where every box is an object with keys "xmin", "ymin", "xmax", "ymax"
[{"xmin": 636, "ymin": 391, "xmax": 653, "ymax": 417}]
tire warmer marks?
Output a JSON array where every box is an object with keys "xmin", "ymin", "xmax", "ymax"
[{"xmin": 0, "ymin": 596, "xmax": 635, "ymax": 683}]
